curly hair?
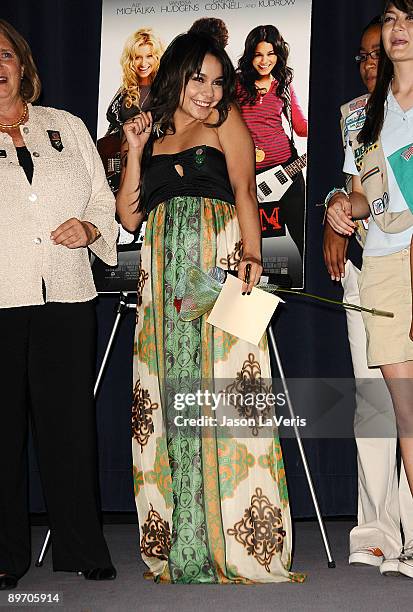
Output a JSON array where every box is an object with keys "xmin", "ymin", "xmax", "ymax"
[
  {"xmin": 188, "ymin": 17, "xmax": 229, "ymax": 48},
  {"xmin": 120, "ymin": 28, "xmax": 164, "ymax": 110},
  {"xmin": 358, "ymin": 0, "xmax": 413, "ymax": 145},
  {"xmin": 0, "ymin": 19, "xmax": 41, "ymax": 103},
  {"xmin": 236, "ymin": 25, "xmax": 293, "ymax": 106},
  {"xmin": 149, "ymin": 31, "xmax": 236, "ymax": 135}
]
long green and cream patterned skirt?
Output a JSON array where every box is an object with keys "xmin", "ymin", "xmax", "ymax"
[{"xmin": 132, "ymin": 195, "xmax": 305, "ymax": 584}]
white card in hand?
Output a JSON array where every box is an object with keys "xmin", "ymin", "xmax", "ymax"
[{"xmin": 206, "ymin": 274, "xmax": 283, "ymax": 345}]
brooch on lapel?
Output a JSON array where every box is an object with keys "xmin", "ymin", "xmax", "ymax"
[
  {"xmin": 194, "ymin": 147, "xmax": 206, "ymax": 167},
  {"xmin": 47, "ymin": 130, "xmax": 64, "ymax": 152}
]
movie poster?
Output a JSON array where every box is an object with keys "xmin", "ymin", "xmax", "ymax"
[{"xmin": 93, "ymin": 0, "xmax": 312, "ymax": 291}]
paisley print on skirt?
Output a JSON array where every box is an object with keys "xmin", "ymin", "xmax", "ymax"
[{"xmin": 132, "ymin": 195, "xmax": 305, "ymax": 584}]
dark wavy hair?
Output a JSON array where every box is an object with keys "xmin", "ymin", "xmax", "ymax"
[
  {"xmin": 358, "ymin": 0, "xmax": 413, "ymax": 145},
  {"xmin": 149, "ymin": 31, "xmax": 235, "ymax": 135},
  {"xmin": 131, "ymin": 32, "xmax": 235, "ymax": 213},
  {"xmin": 236, "ymin": 25, "xmax": 293, "ymax": 106}
]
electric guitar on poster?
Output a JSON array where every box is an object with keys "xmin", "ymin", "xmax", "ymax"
[
  {"xmin": 256, "ymin": 153, "xmax": 307, "ymax": 203},
  {"xmin": 97, "ymin": 132, "xmax": 122, "ymax": 194}
]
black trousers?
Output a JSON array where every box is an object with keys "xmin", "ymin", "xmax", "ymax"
[
  {"xmin": 278, "ymin": 171, "xmax": 306, "ymax": 259},
  {"xmin": 0, "ymin": 301, "xmax": 112, "ymax": 577}
]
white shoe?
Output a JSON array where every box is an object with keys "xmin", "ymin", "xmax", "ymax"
[
  {"xmin": 349, "ymin": 547, "xmax": 384, "ymax": 567},
  {"xmin": 380, "ymin": 558, "xmax": 400, "ymax": 576},
  {"xmin": 398, "ymin": 549, "xmax": 413, "ymax": 578}
]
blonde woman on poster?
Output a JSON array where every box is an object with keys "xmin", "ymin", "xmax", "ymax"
[
  {"xmin": 107, "ymin": 28, "xmax": 163, "ymax": 132},
  {"xmin": 98, "ymin": 28, "xmax": 163, "ymax": 193},
  {"xmin": 117, "ymin": 31, "xmax": 305, "ymax": 584}
]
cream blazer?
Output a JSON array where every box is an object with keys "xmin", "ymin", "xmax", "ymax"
[{"xmin": 0, "ymin": 104, "xmax": 118, "ymax": 308}]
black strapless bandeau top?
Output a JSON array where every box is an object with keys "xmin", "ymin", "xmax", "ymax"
[{"xmin": 142, "ymin": 145, "xmax": 235, "ymax": 214}]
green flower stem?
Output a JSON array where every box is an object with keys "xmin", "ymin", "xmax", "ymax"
[{"xmin": 263, "ymin": 287, "xmax": 394, "ymax": 318}]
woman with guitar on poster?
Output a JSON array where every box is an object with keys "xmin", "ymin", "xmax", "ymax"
[
  {"xmin": 98, "ymin": 28, "xmax": 164, "ymax": 194},
  {"xmin": 236, "ymin": 25, "xmax": 307, "ymax": 278}
]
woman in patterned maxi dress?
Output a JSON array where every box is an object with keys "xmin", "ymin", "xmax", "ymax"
[{"xmin": 116, "ymin": 32, "xmax": 305, "ymax": 585}]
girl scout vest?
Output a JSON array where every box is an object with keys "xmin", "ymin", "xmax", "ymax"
[{"xmin": 341, "ymin": 93, "xmax": 413, "ymax": 235}]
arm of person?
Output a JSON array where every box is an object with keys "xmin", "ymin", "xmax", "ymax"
[
  {"xmin": 322, "ymin": 112, "xmax": 349, "ymax": 280},
  {"xmin": 350, "ymin": 176, "xmax": 370, "ymax": 218},
  {"xmin": 290, "ymin": 84, "xmax": 308, "ymax": 138},
  {"xmin": 323, "ymin": 222, "xmax": 349, "ymax": 281},
  {"xmin": 217, "ymin": 104, "xmax": 262, "ymax": 293},
  {"xmin": 50, "ymin": 112, "xmax": 119, "ymax": 266},
  {"xmin": 326, "ymin": 134, "xmax": 369, "ymax": 235},
  {"xmin": 323, "ymin": 105, "xmax": 370, "ymax": 278},
  {"xmin": 326, "ymin": 175, "xmax": 369, "ymax": 235},
  {"xmin": 323, "ymin": 171, "xmax": 352, "ymax": 280},
  {"xmin": 116, "ymin": 112, "xmax": 151, "ymax": 232}
]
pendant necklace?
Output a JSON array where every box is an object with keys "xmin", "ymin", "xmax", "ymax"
[
  {"xmin": 255, "ymin": 88, "xmax": 266, "ymax": 162},
  {"xmin": 138, "ymin": 86, "xmax": 151, "ymax": 112},
  {"xmin": 254, "ymin": 76, "xmax": 274, "ymax": 163},
  {"xmin": 255, "ymin": 146, "xmax": 265, "ymax": 163}
]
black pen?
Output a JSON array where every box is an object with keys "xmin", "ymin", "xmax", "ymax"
[
  {"xmin": 242, "ymin": 263, "xmax": 251, "ymax": 295},
  {"xmin": 244, "ymin": 263, "xmax": 251, "ymax": 284}
]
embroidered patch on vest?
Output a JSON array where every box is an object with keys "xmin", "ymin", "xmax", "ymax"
[
  {"xmin": 345, "ymin": 108, "xmax": 366, "ymax": 132},
  {"xmin": 47, "ymin": 130, "xmax": 63, "ymax": 152},
  {"xmin": 371, "ymin": 192, "xmax": 388, "ymax": 216},
  {"xmin": 354, "ymin": 142, "xmax": 379, "ymax": 171},
  {"xmin": 0, "ymin": 150, "xmax": 7, "ymax": 158},
  {"xmin": 372, "ymin": 198, "xmax": 385, "ymax": 215},
  {"xmin": 401, "ymin": 145, "xmax": 413, "ymax": 161},
  {"xmin": 349, "ymin": 96, "xmax": 368, "ymax": 112}
]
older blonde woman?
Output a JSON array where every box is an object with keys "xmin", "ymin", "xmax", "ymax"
[{"xmin": 0, "ymin": 20, "xmax": 118, "ymax": 590}]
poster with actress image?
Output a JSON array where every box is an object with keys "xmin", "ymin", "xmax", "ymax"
[{"xmin": 94, "ymin": 0, "xmax": 312, "ymax": 291}]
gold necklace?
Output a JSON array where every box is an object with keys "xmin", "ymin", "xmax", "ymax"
[{"xmin": 0, "ymin": 101, "xmax": 28, "ymax": 130}]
